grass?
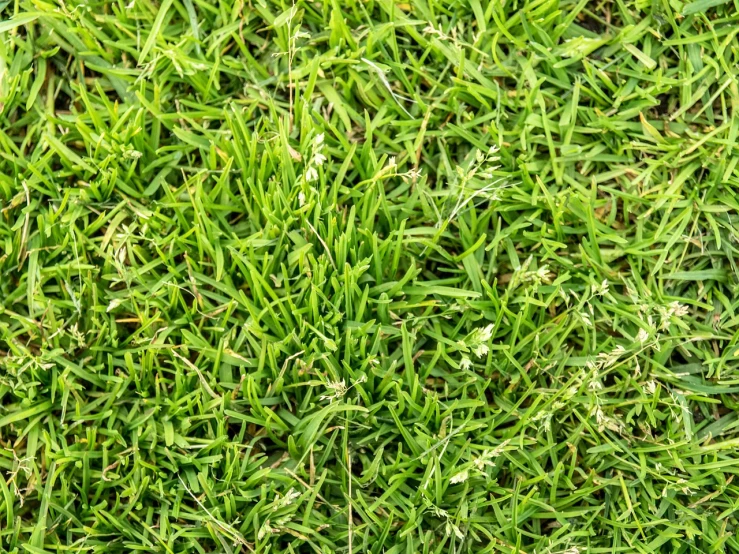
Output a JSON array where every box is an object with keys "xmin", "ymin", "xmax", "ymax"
[{"xmin": 2, "ymin": 0, "xmax": 739, "ymax": 551}]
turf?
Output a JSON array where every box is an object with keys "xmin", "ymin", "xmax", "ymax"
[{"xmin": 2, "ymin": 0, "xmax": 739, "ymax": 552}]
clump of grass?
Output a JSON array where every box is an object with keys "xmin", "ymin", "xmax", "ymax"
[{"xmin": 2, "ymin": 0, "xmax": 739, "ymax": 552}]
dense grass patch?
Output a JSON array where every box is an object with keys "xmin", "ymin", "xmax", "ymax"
[{"xmin": 2, "ymin": 0, "xmax": 739, "ymax": 552}]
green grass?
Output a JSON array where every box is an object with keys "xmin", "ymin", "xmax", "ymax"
[{"xmin": 2, "ymin": 0, "xmax": 739, "ymax": 551}]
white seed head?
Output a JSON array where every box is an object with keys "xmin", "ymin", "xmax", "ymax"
[
  {"xmin": 313, "ymin": 152, "xmax": 327, "ymax": 167},
  {"xmin": 450, "ymin": 470, "xmax": 469, "ymax": 484},
  {"xmin": 320, "ymin": 379, "xmax": 347, "ymax": 401},
  {"xmin": 305, "ymin": 167, "xmax": 318, "ymax": 182},
  {"xmin": 473, "ymin": 344, "xmax": 489, "ymax": 358},
  {"xmin": 592, "ymin": 279, "xmax": 609, "ymax": 296},
  {"xmin": 477, "ymin": 324, "xmax": 494, "ymax": 342}
]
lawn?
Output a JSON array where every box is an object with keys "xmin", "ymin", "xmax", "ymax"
[{"xmin": 1, "ymin": 0, "xmax": 739, "ymax": 552}]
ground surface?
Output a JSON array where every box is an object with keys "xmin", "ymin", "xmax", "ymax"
[{"xmin": 2, "ymin": 0, "xmax": 739, "ymax": 552}]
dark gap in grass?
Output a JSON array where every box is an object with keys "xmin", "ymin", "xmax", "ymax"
[
  {"xmin": 653, "ymin": 93, "xmax": 675, "ymax": 118},
  {"xmin": 576, "ymin": 12, "xmax": 606, "ymax": 34}
]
